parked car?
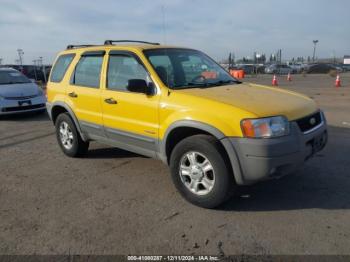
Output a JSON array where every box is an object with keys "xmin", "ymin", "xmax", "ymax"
[
  {"xmin": 342, "ymin": 64, "xmax": 350, "ymax": 72},
  {"xmin": 287, "ymin": 63, "xmax": 305, "ymax": 73},
  {"xmin": 6, "ymin": 65, "xmax": 51, "ymax": 83},
  {"xmin": 306, "ymin": 64, "xmax": 336, "ymax": 74},
  {"xmin": 265, "ymin": 64, "xmax": 293, "ymax": 74},
  {"xmin": 47, "ymin": 40, "xmax": 327, "ymax": 208},
  {"xmin": 0, "ymin": 68, "xmax": 46, "ymax": 115}
]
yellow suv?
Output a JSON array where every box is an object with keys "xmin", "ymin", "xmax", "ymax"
[{"xmin": 47, "ymin": 40, "xmax": 327, "ymax": 208}]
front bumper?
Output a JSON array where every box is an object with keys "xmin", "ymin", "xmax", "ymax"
[
  {"xmin": 222, "ymin": 119, "xmax": 327, "ymax": 185},
  {"xmin": 0, "ymin": 95, "xmax": 47, "ymax": 115}
]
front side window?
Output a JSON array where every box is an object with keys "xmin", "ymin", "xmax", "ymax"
[
  {"xmin": 72, "ymin": 55, "xmax": 103, "ymax": 88},
  {"xmin": 0, "ymin": 70, "xmax": 31, "ymax": 85},
  {"xmin": 107, "ymin": 54, "xmax": 149, "ymax": 91},
  {"xmin": 144, "ymin": 48, "xmax": 237, "ymax": 89},
  {"xmin": 50, "ymin": 54, "xmax": 75, "ymax": 83}
]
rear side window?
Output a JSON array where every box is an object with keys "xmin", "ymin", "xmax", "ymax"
[
  {"xmin": 72, "ymin": 55, "xmax": 103, "ymax": 88},
  {"xmin": 50, "ymin": 54, "xmax": 75, "ymax": 83}
]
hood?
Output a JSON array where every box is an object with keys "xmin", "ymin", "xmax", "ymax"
[
  {"xmin": 175, "ymin": 83, "xmax": 318, "ymax": 120},
  {"xmin": 0, "ymin": 82, "xmax": 39, "ymax": 98}
]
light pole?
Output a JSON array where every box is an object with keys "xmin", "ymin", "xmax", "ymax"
[
  {"xmin": 17, "ymin": 49, "xmax": 24, "ymax": 67},
  {"xmin": 38, "ymin": 56, "xmax": 47, "ymax": 83},
  {"xmin": 312, "ymin": 40, "xmax": 318, "ymax": 62},
  {"xmin": 32, "ymin": 60, "xmax": 38, "ymax": 81}
]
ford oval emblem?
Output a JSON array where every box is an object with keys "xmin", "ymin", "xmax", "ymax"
[{"xmin": 309, "ymin": 117, "xmax": 316, "ymax": 125}]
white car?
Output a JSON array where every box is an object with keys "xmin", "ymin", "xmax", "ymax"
[
  {"xmin": 0, "ymin": 68, "xmax": 46, "ymax": 115},
  {"xmin": 288, "ymin": 63, "xmax": 305, "ymax": 73},
  {"xmin": 265, "ymin": 64, "xmax": 293, "ymax": 74}
]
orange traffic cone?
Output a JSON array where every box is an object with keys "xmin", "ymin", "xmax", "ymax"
[
  {"xmin": 287, "ymin": 72, "xmax": 292, "ymax": 81},
  {"xmin": 335, "ymin": 75, "xmax": 341, "ymax": 87},
  {"xmin": 272, "ymin": 75, "xmax": 278, "ymax": 86}
]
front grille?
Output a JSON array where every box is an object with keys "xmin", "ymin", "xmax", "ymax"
[
  {"xmin": 2, "ymin": 104, "xmax": 45, "ymax": 112},
  {"xmin": 5, "ymin": 95, "xmax": 37, "ymax": 100},
  {"xmin": 296, "ymin": 111, "xmax": 322, "ymax": 133}
]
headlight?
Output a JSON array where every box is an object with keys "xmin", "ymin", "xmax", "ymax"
[{"xmin": 241, "ymin": 116, "xmax": 290, "ymax": 138}]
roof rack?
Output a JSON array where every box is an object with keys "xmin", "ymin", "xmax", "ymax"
[
  {"xmin": 104, "ymin": 40, "xmax": 160, "ymax": 46},
  {"xmin": 66, "ymin": 44, "xmax": 97, "ymax": 50}
]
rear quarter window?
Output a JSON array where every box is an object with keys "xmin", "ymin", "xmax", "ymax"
[{"xmin": 50, "ymin": 54, "xmax": 75, "ymax": 83}]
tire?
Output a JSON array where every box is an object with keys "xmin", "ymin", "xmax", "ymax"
[
  {"xmin": 55, "ymin": 113, "xmax": 89, "ymax": 157},
  {"xmin": 169, "ymin": 134, "xmax": 236, "ymax": 208}
]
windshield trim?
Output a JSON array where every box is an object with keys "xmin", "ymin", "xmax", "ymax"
[{"xmin": 143, "ymin": 48, "xmax": 240, "ymax": 90}]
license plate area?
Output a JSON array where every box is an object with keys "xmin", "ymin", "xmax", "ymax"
[{"xmin": 18, "ymin": 100, "xmax": 32, "ymax": 106}]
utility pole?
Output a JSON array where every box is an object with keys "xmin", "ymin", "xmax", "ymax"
[{"xmin": 312, "ymin": 40, "xmax": 318, "ymax": 62}]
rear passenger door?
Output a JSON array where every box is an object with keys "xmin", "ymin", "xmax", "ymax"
[
  {"xmin": 101, "ymin": 51, "xmax": 159, "ymax": 157},
  {"xmin": 66, "ymin": 51, "xmax": 105, "ymax": 138}
]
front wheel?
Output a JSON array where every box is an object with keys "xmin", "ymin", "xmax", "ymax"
[
  {"xmin": 55, "ymin": 113, "xmax": 89, "ymax": 157},
  {"xmin": 170, "ymin": 135, "xmax": 236, "ymax": 208}
]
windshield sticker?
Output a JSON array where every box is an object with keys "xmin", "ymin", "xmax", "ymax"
[{"xmin": 201, "ymin": 71, "xmax": 217, "ymax": 79}]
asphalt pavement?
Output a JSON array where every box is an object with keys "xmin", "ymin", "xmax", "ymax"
[{"xmin": 0, "ymin": 73, "xmax": 349, "ymax": 255}]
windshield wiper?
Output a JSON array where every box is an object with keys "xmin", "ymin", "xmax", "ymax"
[
  {"xmin": 206, "ymin": 79, "xmax": 241, "ymax": 86},
  {"xmin": 173, "ymin": 79, "xmax": 240, "ymax": 89},
  {"xmin": 12, "ymin": 81, "xmax": 28, "ymax": 84},
  {"xmin": 172, "ymin": 82, "xmax": 208, "ymax": 89}
]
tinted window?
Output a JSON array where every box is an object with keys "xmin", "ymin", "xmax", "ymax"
[
  {"xmin": 107, "ymin": 55, "xmax": 149, "ymax": 91},
  {"xmin": 73, "ymin": 56, "xmax": 103, "ymax": 88},
  {"xmin": 50, "ymin": 54, "xmax": 75, "ymax": 82},
  {"xmin": 0, "ymin": 70, "xmax": 31, "ymax": 85}
]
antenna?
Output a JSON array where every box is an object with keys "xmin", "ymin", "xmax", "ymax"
[{"xmin": 161, "ymin": 3, "xmax": 167, "ymax": 45}]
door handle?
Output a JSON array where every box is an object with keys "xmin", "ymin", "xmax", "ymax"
[
  {"xmin": 104, "ymin": 98, "xmax": 117, "ymax": 104},
  {"xmin": 68, "ymin": 92, "xmax": 78, "ymax": 98}
]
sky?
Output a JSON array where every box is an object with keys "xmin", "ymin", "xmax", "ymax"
[{"xmin": 0, "ymin": 0, "xmax": 349, "ymax": 65}]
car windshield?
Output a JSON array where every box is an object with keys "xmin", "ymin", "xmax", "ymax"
[
  {"xmin": 0, "ymin": 70, "xmax": 31, "ymax": 85},
  {"xmin": 144, "ymin": 48, "xmax": 239, "ymax": 89}
]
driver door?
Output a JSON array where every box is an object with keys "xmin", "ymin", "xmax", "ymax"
[{"xmin": 101, "ymin": 51, "xmax": 160, "ymax": 157}]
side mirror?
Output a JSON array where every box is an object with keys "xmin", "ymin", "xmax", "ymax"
[{"xmin": 127, "ymin": 79, "xmax": 156, "ymax": 96}]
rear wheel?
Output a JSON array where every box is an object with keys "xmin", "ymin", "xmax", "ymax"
[
  {"xmin": 55, "ymin": 113, "xmax": 89, "ymax": 157},
  {"xmin": 170, "ymin": 134, "xmax": 236, "ymax": 208}
]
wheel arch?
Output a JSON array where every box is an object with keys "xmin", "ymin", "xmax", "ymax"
[
  {"xmin": 158, "ymin": 120, "xmax": 245, "ymax": 185},
  {"xmin": 49, "ymin": 102, "xmax": 88, "ymax": 141}
]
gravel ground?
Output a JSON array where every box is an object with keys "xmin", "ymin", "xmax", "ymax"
[{"xmin": 0, "ymin": 73, "xmax": 349, "ymax": 255}]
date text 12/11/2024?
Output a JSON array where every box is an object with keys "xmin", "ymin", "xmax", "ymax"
[{"xmin": 127, "ymin": 255, "xmax": 220, "ymax": 261}]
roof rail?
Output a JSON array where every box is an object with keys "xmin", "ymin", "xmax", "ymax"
[
  {"xmin": 66, "ymin": 44, "xmax": 97, "ymax": 50},
  {"xmin": 104, "ymin": 40, "xmax": 160, "ymax": 46}
]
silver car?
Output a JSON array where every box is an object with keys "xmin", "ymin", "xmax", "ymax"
[
  {"xmin": 0, "ymin": 68, "xmax": 46, "ymax": 115},
  {"xmin": 265, "ymin": 64, "xmax": 293, "ymax": 74}
]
